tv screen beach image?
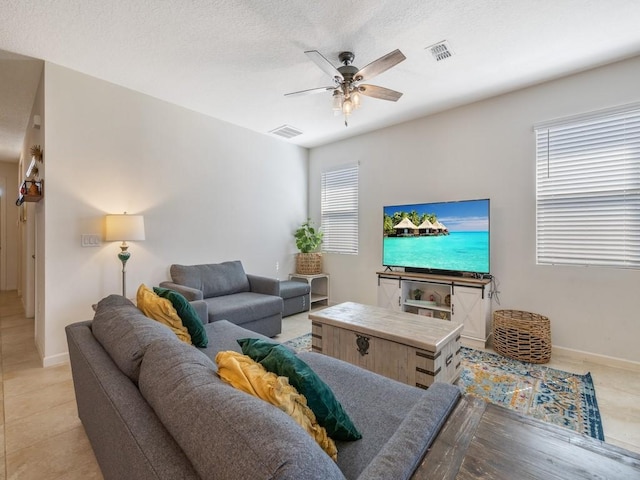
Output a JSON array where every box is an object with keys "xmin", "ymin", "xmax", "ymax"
[{"xmin": 383, "ymin": 199, "xmax": 490, "ymax": 274}]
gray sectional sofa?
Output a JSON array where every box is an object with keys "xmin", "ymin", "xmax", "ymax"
[
  {"xmin": 159, "ymin": 260, "xmax": 283, "ymax": 337},
  {"xmin": 66, "ymin": 295, "xmax": 461, "ymax": 480}
]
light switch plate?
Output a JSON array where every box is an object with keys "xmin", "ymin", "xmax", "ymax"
[{"xmin": 81, "ymin": 234, "xmax": 102, "ymax": 247}]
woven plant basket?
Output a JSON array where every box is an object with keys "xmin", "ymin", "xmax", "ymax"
[
  {"xmin": 296, "ymin": 252, "xmax": 323, "ymax": 275},
  {"xmin": 493, "ymin": 310, "xmax": 551, "ymax": 364}
]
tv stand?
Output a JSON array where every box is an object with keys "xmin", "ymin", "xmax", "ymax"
[{"xmin": 376, "ymin": 271, "xmax": 492, "ymax": 349}]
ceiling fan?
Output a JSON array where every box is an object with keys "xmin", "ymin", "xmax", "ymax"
[{"xmin": 285, "ymin": 49, "xmax": 406, "ymax": 126}]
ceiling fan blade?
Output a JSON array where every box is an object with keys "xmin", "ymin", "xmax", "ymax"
[
  {"xmin": 305, "ymin": 50, "xmax": 344, "ymax": 81},
  {"xmin": 355, "ymin": 49, "xmax": 406, "ymax": 82},
  {"xmin": 284, "ymin": 86, "xmax": 335, "ymax": 97},
  {"xmin": 358, "ymin": 84, "xmax": 403, "ymax": 102}
]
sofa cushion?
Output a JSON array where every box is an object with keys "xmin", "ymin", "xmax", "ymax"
[
  {"xmin": 215, "ymin": 350, "xmax": 337, "ymax": 461},
  {"xmin": 91, "ymin": 294, "xmax": 178, "ymax": 383},
  {"xmin": 154, "ymin": 286, "xmax": 208, "ymax": 347},
  {"xmin": 197, "ymin": 320, "xmax": 276, "ymax": 365},
  {"xmin": 279, "ymin": 280, "xmax": 311, "ymax": 299},
  {"xmin": 298, "ymin": 351, "xmax": 461, "ymax": 480},
  {"xmin": 138, "ymin": 338, "xmax": 345, "ymax": 480},
  {"xmin": 170, "ymin": 261, "xmax": 250, "ymax": 298},
  {"xmin": 238, "ymin": 338, "xmax": 362, "ymax": 441},
  {"xmin": 204, "ymin": 292, "xmax": 282, "ymax": 325},
  {"xmin": 357, "ymin": 382, "xmax": 461, "ymax": 480},
  {"xmin": 136, "ymin": 285, "xmax": 192, "ymax": 344}
]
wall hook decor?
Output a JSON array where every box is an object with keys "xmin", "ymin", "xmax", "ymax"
[{"xmin": 30, "ymin": 145, "xmax": 43, "ymax": 162}]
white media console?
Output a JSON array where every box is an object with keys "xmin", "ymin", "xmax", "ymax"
[{"xmin": 377, "ymin": 271, "xmax": 492, "ymax": 349}]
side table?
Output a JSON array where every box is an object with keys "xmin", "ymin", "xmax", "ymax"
[{"xmin": 288, "ymin": 273, "xmax": 329, "ymax": 310}]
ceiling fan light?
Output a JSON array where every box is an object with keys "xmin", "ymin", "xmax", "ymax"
[
  {"xmin": 332, "ymin": 90, "xmax": 343, "ymax": 111},
  {"xmin": 288, "ymin": 48, "xmax": 405, "ymax": 127},
  {"xmin": 351, "ymin": 91, "xmax": 361, "ymax": 109},
  {"xmin": 342, "ymin": 98, "xmax": 353, "ymax": 115}
]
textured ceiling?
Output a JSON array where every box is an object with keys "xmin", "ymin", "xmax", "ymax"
[{"xmin": 1, "ymin": 0, "xmax": 640, "ymax": 159}]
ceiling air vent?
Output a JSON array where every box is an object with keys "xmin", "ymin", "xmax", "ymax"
[
  {"xmin": 269, "ymin": 125, "xmax": 303, "ymax": 139},
  {"xmin": 426, "ymin": 41, "xmax": 454, "ymax": 62}
]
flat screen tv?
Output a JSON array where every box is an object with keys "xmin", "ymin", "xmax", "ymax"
[{"xmin": 382, "ymin": 198, "xmax": 490, "ymax": 276}]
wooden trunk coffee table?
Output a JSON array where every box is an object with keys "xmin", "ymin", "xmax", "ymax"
[{"xmin": 309, "ymin": 302, "xmax": 463, "ymax": 388}]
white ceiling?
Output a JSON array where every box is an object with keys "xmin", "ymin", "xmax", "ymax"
[{"xmin": 1, "ymin": 0, "xmax": 640, "ymax": 161}]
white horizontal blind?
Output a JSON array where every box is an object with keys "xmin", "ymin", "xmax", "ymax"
[
  {"xmin": 321, "ymin": 165, "xmax": 359, "ymax": 254},
  {"xmin": 535, "ymin": 105, "xmax": 640, "ymax": 268}
]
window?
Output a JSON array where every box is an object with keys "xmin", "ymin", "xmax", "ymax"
[
  {"xmin": 321, "ymin": 164, "xmax": 359, "ymax": 254},
  {"xmin": 535, "ymin": 103, "xmax": 640, "ymax": 269}
]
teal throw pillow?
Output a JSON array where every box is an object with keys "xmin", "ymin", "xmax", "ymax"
[
  {"xmin": 238, "ymin": 338, "xmax": 362, "ymax": 441},
  {"xmin": 154, "ymin": 287, "xmax": 208, "ymax": 347},
  {"xmin": 237, "ymin": 337, "xmax": 280, "ymax": 361}
]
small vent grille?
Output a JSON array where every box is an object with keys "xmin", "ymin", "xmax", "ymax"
[
  {"xmin": 426, "ymin": 41, "xmax": 454, "ymax": 62},
  {"xmin": 269, "ymin": 125, "xmax": 303, "ymax": 139}
]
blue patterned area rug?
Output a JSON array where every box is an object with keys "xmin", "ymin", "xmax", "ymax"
[{"xmin": 283, "ymin": 334, "xmax": 605, "ymax": 441}]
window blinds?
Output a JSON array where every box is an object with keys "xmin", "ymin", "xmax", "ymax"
[
  {"xmin": 535, "ymin": 104, "xmax": 640, "ymax": 268},
  {"xmin": 321, "ymin": 165, "xmax": 359, "ymax": 254}
]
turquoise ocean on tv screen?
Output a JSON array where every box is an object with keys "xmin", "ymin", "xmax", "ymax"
[{"xmin": 383, "ymin": 231, "xmax": 489, "ymax": 273}]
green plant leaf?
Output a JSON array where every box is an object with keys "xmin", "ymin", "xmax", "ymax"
[{"xmin": 294, "ymin": 219, "xmax": 323, "ymax": 253}]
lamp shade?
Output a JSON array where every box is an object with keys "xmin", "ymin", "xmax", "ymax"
[{"xmin": 105, "ymin": 214, "xmax": 145, "ymax": 242}]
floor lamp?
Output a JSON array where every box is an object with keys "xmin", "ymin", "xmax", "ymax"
[{"xmin": 105, "ymin": 213, "xmax": 145, "ymax": 297}]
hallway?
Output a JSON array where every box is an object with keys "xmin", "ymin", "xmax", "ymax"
[{"xmin": 0, "ymin": 291, "xmax": 101, "ymax": 479}]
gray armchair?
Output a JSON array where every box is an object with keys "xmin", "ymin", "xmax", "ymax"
[{"xmin": 160, "ymin": 260, "xmax": 283, "ymax": 337}]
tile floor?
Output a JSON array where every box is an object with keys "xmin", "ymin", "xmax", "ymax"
[{"xmin": 0, "ymin": 291, "xmax": 638, "ymax": 479}]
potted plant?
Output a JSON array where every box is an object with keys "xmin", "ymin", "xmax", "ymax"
[{"xmin": 294, "ymin": 219, "xmax": 324, "ymax": 274}]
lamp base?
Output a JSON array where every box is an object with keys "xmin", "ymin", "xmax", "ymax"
[{"xmin": 118, "ymin": 242, "xmax": 130, "ymax": 297}]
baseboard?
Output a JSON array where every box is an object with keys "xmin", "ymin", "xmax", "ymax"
[
  {"xmin": 467, "ymin": 336, "xmax": 640, "ymax": 372},
  {"xmin": 552, "ymin": 345, "xmax": 640, "ymax": 372},
  {"xmin": 461, "ymin": 333, "xmax": 492, "ymax": 351},
  {"xmin": 42, "ymin": 351, "xmax": 70, "ymax": 368}
]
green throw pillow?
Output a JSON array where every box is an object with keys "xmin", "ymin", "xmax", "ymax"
[
  {"xmin": 238, "ymin": 338, "xmax": 362, "ymax": 441},
  {"xmin": 154, "ymin": 287, "xmax": 208, "ymax": 347}
]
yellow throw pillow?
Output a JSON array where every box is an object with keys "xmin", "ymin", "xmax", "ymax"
[
  {"xmin": 215, "ymin": 350, "xmax": 337, "ymax": 461},
  {"xmin": 136, "ymin": 284, "xmax": 192, "ymax": 345}
]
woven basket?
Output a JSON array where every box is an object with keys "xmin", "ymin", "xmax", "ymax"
[
  {"xmin": 296, "ymin": 253, "xmax": 323, "ymax": 275},
  {"xmin": 493, "ymin": 310, "xmax": 551, "ymax": 364}
]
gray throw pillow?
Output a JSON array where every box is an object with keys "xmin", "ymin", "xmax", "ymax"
[{"xmin": 92, "ymin": 294, "xmax": 177, "ymax": 383}]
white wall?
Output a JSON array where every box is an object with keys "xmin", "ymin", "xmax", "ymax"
[
  {"xmin": 0, "ymin": 161, "xmax": 19, "ymax": 290},
  {"xmin": 41, "ymin": 63, "xmax": 308, "ymax": 365},
  {"xmin": 310, "ymin": 55, "xmax": 640, "ymax": 364}
]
